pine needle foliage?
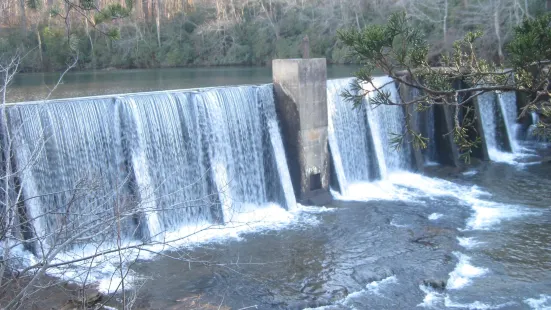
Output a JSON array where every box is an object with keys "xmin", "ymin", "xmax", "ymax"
[{"xmin": 338, "ymin": 11, "xmax": 551, "ymax": 162}]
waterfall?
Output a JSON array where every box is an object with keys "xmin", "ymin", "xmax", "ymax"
[
  {"xmin": 527, "ymin": 111, "xmax": 549, "ymax": 142},
  {"xmin": 423, "ymin": 108, "xmax": 438, "ymax": 164},
  {"xmin": 497, "ymin": 92, "xmax": 520, "ymax": 153},
  {"xmin": 365, "ymin": 77, "xmax": 412, "ymax": 176},
  {"xmin": 477, "ymin": 92, "xmax": 504, "ymax": 161},
  {"xmin": 9, "ymin": 98, "xmax": 134, "ymax": 245},
  {"xmin": 477, "ymin": 91, "xmax": 523, "ymax": 161},
  {"xmin": 327, "ymin": 78, "xmax": 374, "ymax": 194},
  {"xmin": 328, "ymin": 76, "xmax": 412, "ymax": 194},
  {"xmin": 8, "ymin": 85, "xmax": 294, "ymax": 248},
  {"xmin": 117, "ymin": 92, "xmax": 216, "ymax": 239}
]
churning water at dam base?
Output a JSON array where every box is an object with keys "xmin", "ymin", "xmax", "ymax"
[
  {"xmin": 130, "ymin": 160, "xmax": 551, "ymax": 310},
  {"xmin": 5, "ymin": 77, "xmax": 551, "ymax": 309}
]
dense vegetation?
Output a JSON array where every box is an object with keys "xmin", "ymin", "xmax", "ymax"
[{"xmin": 0, "ymin": 0, "xmax": 547, "ymax": 72}]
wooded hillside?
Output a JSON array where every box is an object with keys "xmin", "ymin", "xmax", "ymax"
[{"xmin": 0, "ymin": 0, "xmax": 546, "ymax": 72}]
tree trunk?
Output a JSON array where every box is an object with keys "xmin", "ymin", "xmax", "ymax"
[
  {"xmin": 134, "ymin": 0, "xmax": 144, "ymax": 19},
  {"xmin": 19, "ymin": 0, "xmax": 26, "ymax": 33},
  {"xmin": 37, "ymin": 28, "xmax": 44, "ymax": 69},
  {"xmin": 493, "ymin": 0, "xmax": 503, "ymax": 63},
  {"xmin": 443, "ymin": 0, "xmax": 448, "ymax": 45},
  {"xmin": 155, "ymin": 0, "xmax": 161, "ymax": 47},
  {"xmin": 85, "ymin": 17, "xmax": 95, "ymax": 69},
  {"xmin": 143, "ymin": 0, "xmax": 150, "ymax": 22},
  {"xmin": 47, "ymin": 0, "xmax": 54, "ymax": 26}
]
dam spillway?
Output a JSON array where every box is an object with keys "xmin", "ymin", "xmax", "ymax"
[
  {"xmin": 2, "ymin": 59, "xmax": 529, "ymax": 250},
  {"xmin": 7, "ymin": 85, "xmax": 295, "ymax": 248}
]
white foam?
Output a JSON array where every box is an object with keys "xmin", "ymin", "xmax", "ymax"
[
  {"xmin": 444, "ymin": 297, "xmax": 510, "ymax": 309},
  {"xmin": 333, "ymin": 172, "xmax": 485, "ymax": 203},
  {"xmin": 386, "ymin": 172, "xmax": 489, "ymax": 201},
  {"xmin": 428, "ymin": 213, "xmax": 443, "ymax": 220},
  {"xmin": 488, "ymin": 149, "xmax": 520, "ymax": 165},
  {"xmin": 457, "ymin": 237, "xmax": 484, "ymax": 249},
  {"xmin": 418, "ymin": 285, "xmax": 512, "ymax": 309},
  {"xmin": 365, "ymin": 275, "xmax": 398, "ymax": 294},
  {"xmin": 525, "ymin": 295, "xmax": 551, "ymax": 310},
  {"xmin": 334, "ymin": 171, "xmax": 536, "ymax": 233},
  {"xmin": 332, "ymin": 179, "xmax": 416, "ymax": 201},
  {"xmin": 12, "ymin": 204, "xmax": 323, "ymax": 294},
  {"xmin": 305, "ymin": 275, "xmax": 398, "ymax": 309},
  {"xmin": 390, "ymin": 219, "xmax": 408, "ymax": 227},
  {"xmin": 418, "ymin": 285, "xmax": 445, "ymax": 308},
  {"xmin": 297, "ymin": 204, "xmax": 336, "ymax": 213},
  {"xmin": 465, "ymin": 203, "xmax": 536, "ymax": 231},
  {"xmin": 487, "ymin": 148, "xmax": 536, "ymax": 166},
  {"xmin": 462, "ymin": 170, "xmax": 478, "ymax": 176},
  {"xmin": 447, "ymin": 252, "xmax": 488, "ymax": 290}
]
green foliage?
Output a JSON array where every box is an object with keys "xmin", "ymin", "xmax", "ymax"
[
  {"xmin": 94, "ymin": 4, "xmax": 131, "ymax": 25},
  {"xmin": 508, "ymin": 14, "xmax": 551, "ymax": 69},
  {"xmin": 42, "ymin": 26, "xmax": 74, "ymax": 68},
  {"xmin": 26, "ymin": 0, "xmax": 41, "ymax": 10},
  {"xmin": 80, "ymin": 0, "xmax": 95, "ymax": 10},
  {"xmin": 339, "ymin": 10, "xmax": 551, "ymax": 160}
]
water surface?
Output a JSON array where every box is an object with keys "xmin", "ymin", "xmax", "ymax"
[{"xmin": 8, "ymin": 65, "xmax": 357, "ymax": 102}]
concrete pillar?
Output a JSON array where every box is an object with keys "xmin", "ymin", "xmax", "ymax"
[{"xmin": 272, "ymin": 58, "xmax": 330, "ymax": 203}]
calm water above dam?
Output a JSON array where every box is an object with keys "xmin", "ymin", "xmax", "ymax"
[{"xmin": 8, "ymin": 65, "xmax": 357, "ymax": 102}]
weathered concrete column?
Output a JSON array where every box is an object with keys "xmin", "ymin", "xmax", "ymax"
[{"xmin": 272, "ymin": 58, "xmax": 329, "ymax": 203}]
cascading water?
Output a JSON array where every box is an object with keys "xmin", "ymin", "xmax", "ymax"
[
  {"xmin": 7, "ymin": 84, "xmax": 294, "ymax": 248},
  {"xmin": 527, "ymin": 111, "xmax": 549, "ymax": 143},
  {"xmin": 364, "ymin": 77, "xmax": 412, "ymax": 177},
  {"xmin": 529, "ymin": 111, "xmax": 539, "ymax": 140},
  {"xmin": 497, "ymin": 92, "xmax": 520, "ymax": 153},
  {"xmin": 9, "ymin": 98, "xmax": 135, "ymax": 246},
  {"xmin": 117, "ymin": 92, "xmax": 217, "ymax": 239},
  {"xmin": 477, "ymin": 91, "xmax": 522, "ymax": 162},
  {"xmin": 193, "ymin": 85, "xmax": 295, "ymax": 222},
  {"xmin": 328, "ymin": 76, "xmax": 413, "ymax": 195},
  {"xmin": 476, "ymin": 92, "xmax": 507, "ymax": 161},
  {"xmin": 327, "ymin": 78, "xmax": 374, "ymax": 194}
]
